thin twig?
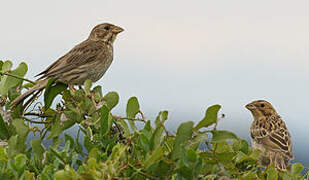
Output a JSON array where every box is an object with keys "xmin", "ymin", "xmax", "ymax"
[
  {"xmin": 0, "ymin": 72, "xmax": 36, "ymax": 84},
  {"xmin": 113, "ymin": 116, "xmax": 146, "ymax": 122},
  {"xmin": 24, "ymin": 112, "xmax": 52, "ymax": 118},
  {"xmin": 23, "ymin": 90, "xmax": 41, "ymax": 110},
  {"xmin": 128, "ymin": 163, "xmax": 157, "ymax": 180},
  {"xmin": 22, "ymin": 116, "xmax": 48, "ymax": 124},
  {"xmin": 138, "ymin": 110, "xmax": 145, "ymax": 120}
]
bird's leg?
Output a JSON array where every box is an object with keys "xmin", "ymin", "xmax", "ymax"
[{"xmin": 69, "ymin": 85, "xmax": 76, "ymax": 92}]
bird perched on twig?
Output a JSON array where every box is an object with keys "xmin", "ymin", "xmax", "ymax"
[
  {"xmin": 246, "ymin": 100, "xmax": 293, "ymax": 170},
  {"xmin": 11, "ymin": 23, "xmax": 124, "ymax": 109}
]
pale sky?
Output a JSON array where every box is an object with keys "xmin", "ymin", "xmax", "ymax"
[{"xmin": 1, "ymin": 0, "xmax": 309, "ymax": 165}]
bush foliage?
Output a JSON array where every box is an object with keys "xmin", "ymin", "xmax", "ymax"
[{"xmin": 0, "ymin": 60, "xmax": 307, "ymax": 179}]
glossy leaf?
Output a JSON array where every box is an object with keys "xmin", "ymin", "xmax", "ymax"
[
  {"xmin": 267, "ymin": 165, "xmax": 278, "ymax": 180},
  {"xmin": 44, "ymin": 80, "xmax": 67, "ymax": 110},
  {"xmin": 12, "ymin": 118, "xmax": 29, "ymax": 140},
  {"xmin": 0, "ymin": 61, "xmax": 3, "ymax": 71},
  {"xmin": 211, "ymin": 130, "xmax": 237, "ymax": 143},
  {"xmin": 103, "ymin": 91, "xmax": 119, "ymax": 110},
  {"xmin": 171, "ymin": 121, "xmax": 194, "ymax": 160},
  {"xmin": 126, "ymin": 97, "xmax": 139, "ymax": 131},
  {"xmin": 0, "ymin": 62, "xmax": 27, "ymax": 96},
  {"xmin": 30, "ymin": 139, "xmax": 45, "ymax": 161},
  {"xmin": 0, "ymin": 114, "xmax": 9, "ymax": 140},
  {"xmin": 100, "ymin": 105, "xmax": 112, "ymax": 136},
  {"xmin": 83, "ymin": 79, "xmax": 92, "ymax": 96},
  {"xmin": 143, "ymin": 146, "xmax": 163, "ymax": 169},
  {"xmin": 194, "ymin": 104, "xmax": 221, "ymax": 130},
  {"xmin": 1, "ymin": 60, "xmax": 12, "ymax": 73},
  {"xmin": 291, "ymin": 163, "xmax": 304, "ymax": 176}
]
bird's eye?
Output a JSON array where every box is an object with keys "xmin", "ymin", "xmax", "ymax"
[
  {"xmin": 260, "ymin": 104, "xmax": 265, "ymax": 108},
  {"xmin": 104, "ymin": 26, "xmax": 110, "ymax": 30}
]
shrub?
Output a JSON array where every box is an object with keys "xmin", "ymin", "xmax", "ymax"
[{"xmin": 0, "ymin": 60, "xmax": 307, "ymax": 179}]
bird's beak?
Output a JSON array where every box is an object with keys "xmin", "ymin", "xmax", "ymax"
[
  {"xmin": 245, "ymin": 103, "xmax": 256, "ymax": 110},
  {"xmin": 112, "ymin": 26, "xmax": 124, "ymax": 34}
]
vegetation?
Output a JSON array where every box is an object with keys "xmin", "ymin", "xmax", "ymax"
[{"xmin": 0, "ymin": 60, "xmax": 307, "ymax": 179}]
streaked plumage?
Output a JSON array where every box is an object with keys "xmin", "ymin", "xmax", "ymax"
[
  {"xmin": 246, "ymin": 100, "xmax": 293, "ymax": 170},
  {"xmin": 11, "ymin": 23, "xmax": 123, "ymax": 108}
]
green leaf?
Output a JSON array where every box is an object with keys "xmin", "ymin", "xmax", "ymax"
[
  {"xmin": 0, "ymin": 114, "xmax": 10, "ymax": 140},
  {"xmin": 7, "ymin": 119, "xmax": 29, "ymax": 157},
  {"xmin": 54, "ymin": 165, "xmax": 77, "ymax": 180},
  {"xmin": 155, "ymin": 111, "xmax": 168, "ymax": 127},
  {"xmin": 178, "ymin": 165, "xmax": 193, "ymax": 180},
  {"xmin": 117, "ymin": 120, "xmax": 130, "ymax": 137},
  {"xmin": 291, "ymin": 163, "xmax": 304, "ymax": 176},
  {"xmin": 216, "ymin": 152, "xmax": 236, "ymax": 162},
  {"xmin": 1, "ymin": 60, "xmax": 12, "ymax": 72},
  {"xmin": 232, "ymin": 138, "xmax": 250, "ymax": 154},
  {"xmin": 7, "ymin": 135, "xmax": 20, "ymax": 157},
  {"xmin": 143, "ymin": 146, "xmax": 163, "ymax": 169},
  {"xmin": 194, "ymin": 104, "xmax": 221, "ymax": 130},
  {"xmin": 150, "ymin": 112, "xmax": 168, "ymax": 150},
  {"xmin": 0, "ymin": 61, "xmax": 4, "ymax": 71},
  {"xmin": 103, "ymin": 91, "xmax": 119, "ymax": 110},
  {"xmin": 126, "ymin": 97, "xmax": 139, "ymax": 131},
  {"xmin": 153, "ymin": 160, "xmax": 173, "ymax": 177},
  {"xmin": 83, "ymin": 79, "xmax": 92, "ymax": 96},
  {"xmin": 267, "ymin": 165, "xmax": 278, "ymax": 180},
  {"xmin": 171, "ymin": 121, "xmax": 194, "ymax": 160},
  {"xmin": 30, "ymin": 139, "xmax": 45, "ymax": 160},
  {"xmin": 0, "ymin": 62, "xmax": 28, "ymax": 96},
  {"xmin": 215, "ymin": 141, "xmax": 232, "ymax": 153},
  {"xmin": 12, "ymin": 118, "xmax": 29, "ymax": 140},
  {"xmin": 150, "ymin": 125, "xmax": 164, "ymax": 151},
  {"xmin": 126, "ymin": 96, "xmax": 139, "ymax": 118},
  {"xmin": 93, "ymin": 85, "xmax": 102, "ymax": 101},
  {"xmin": 14, "ymin": 154, "xmax": 27, "ymax": 172},
  {"xmin": 100, "ymin": 105, "xmax": 112, "ymax": 136},
  {"xmin": 44, "ymin": 80, "xmax": 67, "ymax": 110},
  {"xmin": 25, "ymin": 171, "xmax": 35, "ymax": 180},
  {"xmin": 48, "ymin": 114, "xmax": 75, "ymax": 139},
  {"xmin": 189, "ymin": 132, "xmax": 208, "ymax": 149},
  {"xmin": 186, "ymin": 148, "xmax": 197, "ymax": 162},
  {"xmin": 139, "ymin": 133, "xmax": 150, "ymax": 151},
  {"xmin": 211, "ymin": 130, "xmax": 237, "ymax": 143}
]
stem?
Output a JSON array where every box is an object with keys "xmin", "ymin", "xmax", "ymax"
[
  {"xmin": 24, "ymin": 112, "xmax": 52, "ymax": 118},
  {"xmin": 128, "ymin": 163, "xmax": 157, "ymax": 180},
  {"xmin": 50, "ymin": 148, "xmax": 67, "ymax": 165},
  {"xmin": 23, "ymin": 116, "xmax": 48, "ymax": 124},
  {"xmin": 113, "ymin": 116, "xmax": 146, "ymax": 122},
  {"xmin": 0, "ymin": 72, "xmax": 36, "ymax": 84},
  {"xmin": 138, "ymin": 110, "xmax": 145, "ymax": 120}
]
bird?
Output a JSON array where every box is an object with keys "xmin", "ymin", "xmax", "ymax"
[
  {"xmin": 10, "ymin": 23, "xmax": 124, "ymax": 109},
  {"xmin": 245, "ymin": 100, "xmax": 293, "ymax": 170}
]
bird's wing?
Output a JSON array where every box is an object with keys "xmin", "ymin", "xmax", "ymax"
[
  {"xmin": 36, "ymin": 40, "xmax": 107, "ymax": 79},
  {"xmin": 251, "ymin": 116, "xmax": 293, "ymax": 158}
]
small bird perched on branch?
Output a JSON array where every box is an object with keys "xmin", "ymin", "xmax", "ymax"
[
  {"xmin": 11, "ymin": 23, "xmax": 124, "ymax": 109},
  {"xmin": 246, "ymin": 100, "xmax": 293, "ymax": 170}
]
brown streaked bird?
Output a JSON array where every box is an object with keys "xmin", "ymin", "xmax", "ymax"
[
  {"xmin": 246, "ymin": 100, "xmax": 293, "ymax": 170},
  {"xmin": 11, "ymin": 23, "xmax": 124, "ymax": 109}
]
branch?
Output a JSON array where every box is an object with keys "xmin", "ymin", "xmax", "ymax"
[
  {"xmin": 22, "ymin": 116, "xmax": 48, "ymax": 124},
  {"xmin": 24, "ymin": 112, "xmax": 52, "ymax": 118},
  {"xmin": 113, "ymin": 116, "xmax": 146, "ymax": 122},
  {"xmin": 0, "ymin": 72, "xmax": 36, "ymax": 84},
  {"xmin": 128, "ymin": 163, "xmax": 157, "ymax": 180}
]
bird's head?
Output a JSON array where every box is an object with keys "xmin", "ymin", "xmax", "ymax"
[
  {"xmin": 89, "ymin": 23, "xmax": 124, "ymax": 43},
  {"xmin": 245, "ymin": 100, "xmax": 277, "ymax": 118}
]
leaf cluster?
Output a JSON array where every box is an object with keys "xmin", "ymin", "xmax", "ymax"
[{"xmin": 0, "ymin": 60, "xmax": 307, "ymax": 180}]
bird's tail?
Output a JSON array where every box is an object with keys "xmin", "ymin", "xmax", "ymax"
[
  {"xmin": 271, "ymin": 152, "xmax": 291, "ymax": 171},
  {"xmin": 10, "ymin": 79, "xmax": 49, "ymax": 109}
]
